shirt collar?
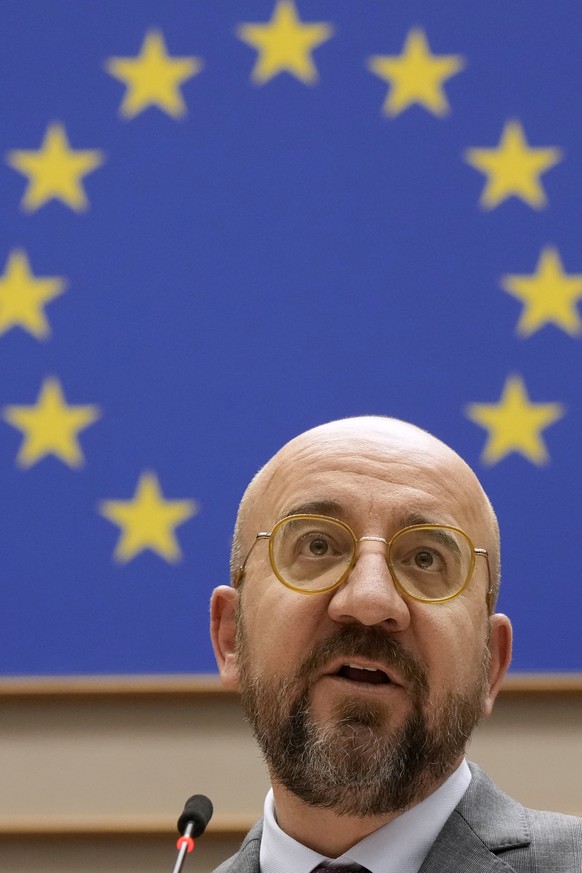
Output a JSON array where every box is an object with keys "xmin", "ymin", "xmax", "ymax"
[{"xmin": 259, "ymin": 759, "xmax": 471, "ymax": 873}]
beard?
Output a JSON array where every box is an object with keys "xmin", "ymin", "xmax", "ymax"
[{"xmin": 236, "ymin": 619, "xmax": 490, "ymax": 817}]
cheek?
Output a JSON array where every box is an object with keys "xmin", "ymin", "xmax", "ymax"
[
  {"xmin": 240, "ymin": 583, "xmax": 325, "ymax": 672},
  {"xmin": 416, "ymin": 606, "xmax": 488, "ymax": 690}
]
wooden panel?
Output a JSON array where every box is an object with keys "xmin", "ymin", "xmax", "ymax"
[
  {"xmin": 0, "ymin": 834, "xmax": 243, "ymax": 873},
  {"xmin": 0, "ymin": 673, "xmax": 581, "ymax": 698},
  {"xmin": 0, "ymin": 694, "xmax": 269, "ymax": 826},
  {"xmin": 0, "ymin": 676, "xmax": 579, "ymax": 873}
]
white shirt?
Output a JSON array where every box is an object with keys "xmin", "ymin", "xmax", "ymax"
[{"xmin": 259, "ymin": 759, "xmax": 471, "ymax": 873}]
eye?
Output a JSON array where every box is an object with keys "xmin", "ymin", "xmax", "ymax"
[
  {"xmin": 392, "ymin": 530, "xmax": 454, "ymax": 575},
  {"xmin": 413, "ymin": 549, "xmax": 438, "ymax": 570},
  {"xmin": 273, "ymin": 517, "xmax": 353, "ymax": 572},
  {"xmin": 296, "ymin": 531, "xmax": 341, "ymax": 558},
  {"xmin": 306, "ymin": 536, "xmax": 330, "ymax": 556}
]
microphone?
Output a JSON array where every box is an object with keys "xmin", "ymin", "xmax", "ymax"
[
  {"xmin": 177, "ymin": 794, "xmax": 214, "ymax": 838},
  {"xmin": 172, "ymin": 794, "xmax": 214, "ymax": 873}
]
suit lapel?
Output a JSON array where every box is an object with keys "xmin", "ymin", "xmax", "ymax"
[
  {"xmin": 419, "ymin": 764, "xmax": 531, "ymax": 873},
  {"xmin": 214, "ymin": 820, "xmax": 263, "ymax": 873},
  {"xmin": 418, "ymin": 808, "xmax": 519, "ymax": 873}
]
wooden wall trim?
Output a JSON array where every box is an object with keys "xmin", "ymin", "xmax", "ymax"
[
  {"xmin": 0, "ymin": 674, "xmax": 224, "ymax": 698},
  {"xmin": 502, "ymin": 674, "xmax": 582, "ymax": 694},
  {"xmin": 0, "ymin": 673, "xmax": 581, "ymax": 699},
  {"xmin": 0, "ymin": 814, "xmax": 253, "ymax": 840},
  {"xmin": 0, "ymin": 805, "xmax": 579, "ymax": 840}
]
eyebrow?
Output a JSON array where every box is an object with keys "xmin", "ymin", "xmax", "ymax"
[
  {"xmin": 400, "ymin": 510, "xmax": 442, "ymax": 527},
  {"xmin": 282, "ymin": 506, "xmax": 449, "ymax": 527},
  {"xmin": 279, "ymin": 504, "xmax": 459, "ymax": 547},
  {"xmin": 415, "ymin": 525, "xmax": 463, "ymax": 558},
  {"xmin": 283, "ymin": 499, "xmax": 345, "ymax": 519}
]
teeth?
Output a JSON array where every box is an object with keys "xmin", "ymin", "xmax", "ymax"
[{"xmin": 346, "ymin": 663, "xmax": 379, "ymax": 672}]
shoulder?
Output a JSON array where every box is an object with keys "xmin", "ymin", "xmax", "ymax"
[
  {"xmin": 495, "ymin": 808, "xmax": 582, "ymax": 872},
  {"xmin": 212, "ymin": 819, "xmax": 263, "ymax": 873},
  {"xmin": 458, "ymin": 763, "xmax": 581, "ymax": 870},
  {"xmin": 519, "ymin": 805, "xmax": 582, "ymax": 860}
]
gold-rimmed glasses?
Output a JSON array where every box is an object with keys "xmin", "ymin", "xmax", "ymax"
[{"xmin": 233, "ymin": 514, "xmax": 491, "ymax": 605}]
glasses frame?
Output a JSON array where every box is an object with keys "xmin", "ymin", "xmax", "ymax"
[{"xmin": 233, "ymin": 513, "xmax": 492, "ymax": 605}]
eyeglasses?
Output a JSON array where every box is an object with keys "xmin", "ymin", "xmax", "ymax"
[{"xmin": 234, "ymin": 514, "xmax": 491, "ymax": 604}]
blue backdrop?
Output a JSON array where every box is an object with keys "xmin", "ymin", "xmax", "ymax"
[{"xmin": 1, "ymin": 2, "xmax": 581, "ymax": 676}]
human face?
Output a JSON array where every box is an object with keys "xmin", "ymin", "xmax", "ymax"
[
  {"xmin": 212, "ymin": 419, "xmax": 511, "ymax": 811},
  {"xmin": 235, "ymin": 615, "xmax": 490, "ymax": 815}
]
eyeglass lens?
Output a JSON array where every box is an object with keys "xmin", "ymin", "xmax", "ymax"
[{"xmin": 270, "ymin": 516, "xmax": 473, "ymax": 599}]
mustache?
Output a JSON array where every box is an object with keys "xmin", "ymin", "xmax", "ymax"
[{"xmin": 296, "ymin": 624, "xmax": 428, "ymax": 696}]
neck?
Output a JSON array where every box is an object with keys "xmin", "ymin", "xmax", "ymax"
[
  {"xmin": 272, "ymin": 756, "xmax": 462, "ymax": 858},
  {"xmin": 270, "ymin": 765, "xmax": 456, "ymax": 857},
  {"xmin": 271, "ymin": 784, "xmax": 397, "ymax": 856}
]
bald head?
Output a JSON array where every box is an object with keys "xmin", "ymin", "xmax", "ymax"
[{"xmin": 230, "ymin": 416, "xmax": 500, "ymax": 607}]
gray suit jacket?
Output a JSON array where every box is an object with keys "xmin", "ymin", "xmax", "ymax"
[{"xmin": 212, "ymin": 763, "xmax": 581, "ymax": 872}]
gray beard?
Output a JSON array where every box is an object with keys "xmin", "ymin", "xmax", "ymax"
[{"xmin": 236, "ymin": 623, "xmax": 489, "ymax": 816}]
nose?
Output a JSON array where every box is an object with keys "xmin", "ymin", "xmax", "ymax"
[{"xmin": 327, "ymin": 541, "xmax": 411, "ymax": 630}]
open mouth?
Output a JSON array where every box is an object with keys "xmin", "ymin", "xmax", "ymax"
[{"xmin": 335, "ymin": 664, "xmax": 392, "ymax": 685}]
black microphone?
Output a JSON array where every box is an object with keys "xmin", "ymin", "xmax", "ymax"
[
  {"xmin": 177, "ymin": 794, "xmax": 214, "ymax": 837},
  {"xmin": 172, "ymin": 794, "xmax": 214, "ymax": 873}
]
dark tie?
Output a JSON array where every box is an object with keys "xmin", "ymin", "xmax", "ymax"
[{"xmin": 311, "ymin": 866, "xmax": 371, "ymax": 872}]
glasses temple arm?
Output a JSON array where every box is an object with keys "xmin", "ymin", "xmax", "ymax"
[
  {"xmin": 233, "ymin": 532, "xmax": 270, "ymax": 588},
  {"xmin": 475, "ymin": 548, "xmax": 494, "ymax": 613}
]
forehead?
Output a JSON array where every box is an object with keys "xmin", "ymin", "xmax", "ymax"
[{"xmin": 253, "ymin": 424, "xmax": 486, "ymax": 536}]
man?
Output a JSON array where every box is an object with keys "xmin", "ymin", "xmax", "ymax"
[{"xmin": 210, "ymin": 416, "xmax": 581, "ymax": 872}]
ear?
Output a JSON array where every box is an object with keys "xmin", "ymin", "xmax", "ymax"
[
  {"xmin": 210, "ymin": 585, "xmax": 240, "ymax": 691},
  {"xmin": 483, "ymin": 613, "xmax": 512, "ymax": 716}
]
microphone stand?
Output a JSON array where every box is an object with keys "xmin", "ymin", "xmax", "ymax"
[
  {"xmin": 172, "ymin": 820, "xmax": 195, "ymax": 873},
  {"xmin": 171, "ymin": 793, "xmax": 213, "ymax": 873}
]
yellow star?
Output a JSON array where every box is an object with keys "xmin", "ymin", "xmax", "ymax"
[
  {"xmin": 3, "ymin": 377, "xmax": 100, "ymax": 468},
  {"xmin": 466, "ymin": 375, "xmax": 564, "ymax": 465},
  {"xmin": 0, "ymin": 249, "xmax": 66, "ymax": 339},
  {"xmin": 464, "ymin": 120, "xmax": 562, "ymax": 209},
  {"xmin": 501, "ymin": 246, "xmax": 582, "ymax": 337},
  {"xmin": 99, "ymin": 471, "xmax": 198, "ymax": 563},
  {"xmin": 367, "ymin": 28, "xmax": 465, "ymax": 117},
  {"xmin": 105, "ymin": 29, "xmax": 203, "ymax": 119},
  {"xmin": 6, "ymin": 123, "xmax": 104, "ymax": 212},
  {"xmin": 237, "ymin": 0, "xmax": 333, "ymax": 85}
]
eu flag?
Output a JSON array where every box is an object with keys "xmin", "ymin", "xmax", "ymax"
[{"xmin": 1, "ymin": 1, "xmax": 580, "ymax": 676}]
